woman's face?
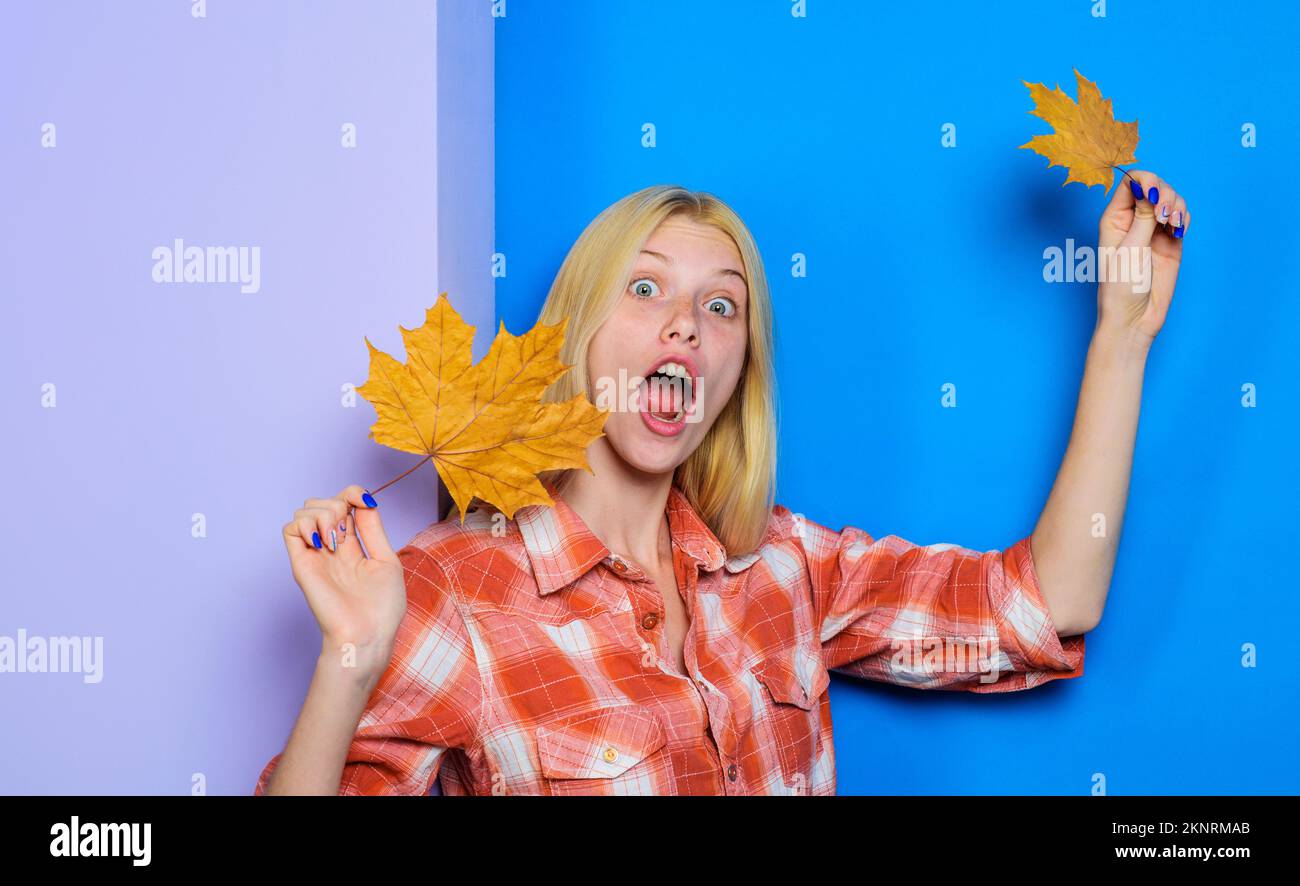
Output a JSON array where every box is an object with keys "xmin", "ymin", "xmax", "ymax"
[{"xmin": 586, "ymin": 215, "xmax": 750, "ymax": 478}]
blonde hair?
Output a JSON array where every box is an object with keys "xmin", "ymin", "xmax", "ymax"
[{"xmin": 535, "ymin": 184, "xmax": 779, "ymax": 556}]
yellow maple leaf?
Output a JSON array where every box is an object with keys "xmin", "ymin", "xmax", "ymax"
[
  {"xmin": 1019, "ymin": 68, "xmax": 1139, "ymax": 194},
  {"xmin": 356, "ymin": 293, "xmax": 609, "ymax": 521}
]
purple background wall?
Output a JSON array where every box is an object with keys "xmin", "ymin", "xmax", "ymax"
[{"xmin": 0, "ymin": 1, "xmax": 493, "ymax": 794}]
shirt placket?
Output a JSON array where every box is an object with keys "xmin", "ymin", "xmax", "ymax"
[
  {"xmin": 675, "ymin": 549, "xmax": 743, "ymax": 794},
  {"xmin": 603, "ymin": 552, "xmax": 655, "ymax": 622},
  {"xmin": 605, "ymin": 550, "xmax": 738, "ymax": 794}
]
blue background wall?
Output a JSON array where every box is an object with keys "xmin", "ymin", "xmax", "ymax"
[{"xmin": 495, "ymin": 0, "xmax": 1299, "ymax": 793}]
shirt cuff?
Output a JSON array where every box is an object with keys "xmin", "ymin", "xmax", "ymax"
[{"xmin": 972, "ymin": 534, "xmax": 1086, "ymax": 693}]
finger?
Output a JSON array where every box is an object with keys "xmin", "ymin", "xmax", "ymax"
[
  {"xmin": 1155, "ymin": 191, "xmax": 1176, "ymax": 231},
  {"xmin": 1107, "ymin": 168, "xmax": 1142, "ymax": 215},
  {"xmin": 1151, "ymin": 185, "xmax": 1178, "ymax": 238},
  {"xmin": 282, "ymin": 520, "xmax": 314, "ymax": 561},
  {"xmin": 287, "ymin": 513, "xmax": 319, "ymax": 551},
  {"xmin": 304, "ymin": 497, "xmax": 349, "ymax": 553},
  {"xmin": 292, "ymin": 508, "xmax": 334, "ymax": 552},
  {"xmin": 1101, "ymin": 169, "xmax": 1147, "ymax": 248},
  {"xmin": 328, "ymin": 485, "xmax": 373, "ymax": 557},
  {"xmin": 331, "ymin": 485, "xmax": 376, "ymax": 513},
  {"xmin": 344, "ymin": 485, "xmax": 396, "ymax": 561},
  {"xmin": 311, "ymin": 507, "xmax": 342, "ymax": 554},
  {"xmin": 304, "ymin": 496, "xmax": 348, "ymax": 531},
  {"xmin": 1122, "ymin": 171, "xmax": 1163, "ymax": 247},
  {"xmin": 331, "ymin": 508, "xmax": 365, "ymax": 570},
  {"xmin": 1170, "ymin": 201, "xmax": 1189, "ymax": 240}
]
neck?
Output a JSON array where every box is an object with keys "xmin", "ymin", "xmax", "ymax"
[{"xmin": 555, "ymin": 440, "xmax": 674, "ymax": 570}]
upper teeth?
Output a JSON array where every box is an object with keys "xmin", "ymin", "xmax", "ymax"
[{"xmin": 653, "ymin": 362, "xmax": 691, "ymax": 383}]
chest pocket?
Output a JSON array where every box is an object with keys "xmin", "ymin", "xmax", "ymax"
[
  {"xmin": 534, "ymin": 703, "xmax": 670, "ymax": 794},
  {"xmin": 750, "ymin": 646, "xmax": 831, "ymax": 791}
]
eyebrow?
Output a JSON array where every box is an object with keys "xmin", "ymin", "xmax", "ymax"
[{"xmin": 639, "ymin": 249, "xmax": 748, "ymax": 287}]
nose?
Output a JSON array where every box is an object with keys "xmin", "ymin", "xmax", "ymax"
[{"xmin": 661, "ymin": 295, "xmax": 700, "ymax": 346}]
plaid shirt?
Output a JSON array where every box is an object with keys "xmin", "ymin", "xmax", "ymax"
[{"xmin": 254, "ymin": 479, "xmax": 1085, "ymax": 796}]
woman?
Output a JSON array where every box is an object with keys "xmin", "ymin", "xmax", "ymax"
[{"xmin": 256, "ymin": 178, "xmax": 1186, "ymax": 795}]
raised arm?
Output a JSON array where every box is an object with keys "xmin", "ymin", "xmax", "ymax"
[{"xmin": 1029, "ymin": 169, "xmax": 1187, "ymax": 636}]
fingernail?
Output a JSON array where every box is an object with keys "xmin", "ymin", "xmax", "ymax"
[
  {"xmin": 362, "ymin": 491, "xmax": 378, "ymax": 508},
  {"xmin": 312, "ymin": 531, "xmax": 322, "ymax": 549},
  {"xmin": 1129, "ymin": 179, "xmax": 1143, "ymax": 200},
  {"xmin": 1171, "ymin": 210, "xmax": 1182, "ymax": 227},
  {"xmin": 1174, "ymin": 225, "xmax": 1185, "ymax": 239},
  {"xmin": 330, "ymin": 529, "xmax": 337, "ymax": 552},
  {"xmin": 1159, "ymin": 204, "xmax": 1169, "ymax": 221},
  {"xmin": 338, "ymin": 520, "xmax": 346, "ymax": 535},
  {"xmin": 1147, "ymin": 187, "xmax": 1159, "ymax": 205}
]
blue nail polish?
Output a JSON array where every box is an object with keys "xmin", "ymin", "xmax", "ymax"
[
  {"xmin": 1148, "ymin": 187, "xmax": 1159, "ymax": 204},
  {"xmin": 1129, "ymin": 179, "xmax": 1143, "ymax": 200},
  {"xmin": 362, "ymin": 491, "xmax": 378, "ymax": 508},
  {"xmin": 312, "ymin": 531, "xmax": 322, "ymax": 549},
  {"xmin": 1174, "ymin": 226, "xmax": 1184, "ymax": 239}
]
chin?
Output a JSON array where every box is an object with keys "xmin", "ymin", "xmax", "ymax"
[
  {"xmin": 615, "ymin": 445, "xmax": 689, "ymax": 478},
  {"xmin": 607, "ymin": 429, "xmax": 695, "ymax": 477}
]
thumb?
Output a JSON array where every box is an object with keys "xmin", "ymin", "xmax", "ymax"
[
  {"xmin": 1122, "ymin": 171, "xmax": 1161, "ymax": 248},
  {"xmin": 351, "ymin": 488, "xmax": 397, "ymax": 561}
]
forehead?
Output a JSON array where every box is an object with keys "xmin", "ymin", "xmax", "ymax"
[
  {"xmin": 641, "ymin": 217, "xmax": 742, "ymax": 263},
  {"xmin": 637, "ymin": 219, "xmax": 748, "ymax": 296}
]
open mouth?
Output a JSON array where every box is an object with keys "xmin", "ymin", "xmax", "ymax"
[{"xmin": 640, "ymin": 360, "xmax": 696, "ymax": 425}]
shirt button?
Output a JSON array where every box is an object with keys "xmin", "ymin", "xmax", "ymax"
[
  {"xmin": 602, "ymin": 746, "xmax": 619, "ymax": 764},
  {"xmin": 641, "ymin": 612, "xmax": 659, "ymax": 630},
  {"xmin": 727, "ymin": 763, "xmax": 737, "ymax": 781}
]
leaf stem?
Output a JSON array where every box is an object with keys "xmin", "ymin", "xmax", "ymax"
[
  {"xmin": 1111, "ymin": 165, "xmax": 1139, "ymax": 187},
  {"xmin": 369, "ymin": 455, "xmax": 433, "ymax": 496}
]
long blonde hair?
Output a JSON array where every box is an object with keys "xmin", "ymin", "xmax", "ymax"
[{"xmin": 536, "ymin": 184, "xmax": 779, "ymax": 556}]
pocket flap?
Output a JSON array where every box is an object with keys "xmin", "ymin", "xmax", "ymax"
[
  {"xmin": 751, "ymin": 647, "xmax": 831, "ymax": 711},
  {"xmin": 535, "ymin": 704, "xmax": 668, "ymax": 779}
]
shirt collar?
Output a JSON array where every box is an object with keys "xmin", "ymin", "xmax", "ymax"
[{"xmin": 517, "ymin": 477, "xmax": 737, "ymax": 596}]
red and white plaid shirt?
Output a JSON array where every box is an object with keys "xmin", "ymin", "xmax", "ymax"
[{"xmin": 254, "ymin": 478, "xmax": 1085, "ymax": 795}]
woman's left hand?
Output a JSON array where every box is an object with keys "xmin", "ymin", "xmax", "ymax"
[{"xmin": 1095, "ymin": 168, "xmax": 1188, "ymax": 346}]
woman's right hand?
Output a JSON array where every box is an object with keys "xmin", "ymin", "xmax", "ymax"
[{"xmin": 281, "ymin": 485, "xmax": 406, "ymax": 673}]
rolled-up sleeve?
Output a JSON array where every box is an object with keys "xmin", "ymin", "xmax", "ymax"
[
  {"xmin": 254, "ymin": 544, "xmax": 484, "ymax": 794},
  {"xmin": 797, "ymin": 514, "xmax": 1085, "ymax": 693}
]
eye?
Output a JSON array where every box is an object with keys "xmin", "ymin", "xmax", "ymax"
[
  {"xmin": 630, "ymin": 277, "xmax": 660, "ymax": 298},
  {"xmin": 706, "ymin": 296, "xmax": 737, "ymax": 318}
]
